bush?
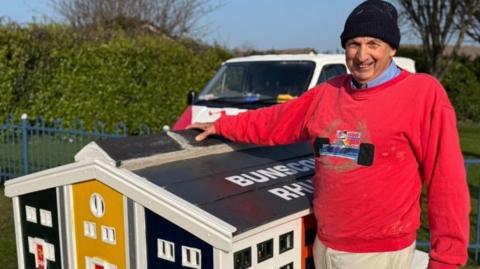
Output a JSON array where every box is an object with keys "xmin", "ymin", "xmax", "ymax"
[
  {"xmin": 0, "ymin": 22, "xmax": 232, "ymax": 132},
  {"xmin": 442, "ymin": 61, "xmax": 480, "ymax": 122},
  {"xmin": 397, "ymin": 46, "xmax": 480, "ymax": 123}
]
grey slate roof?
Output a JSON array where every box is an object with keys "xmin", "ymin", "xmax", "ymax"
[{"xmin": 96, "ymin": 129, "xmax": 315, "ymax": 234}]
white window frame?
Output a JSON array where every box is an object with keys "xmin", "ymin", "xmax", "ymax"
[
  {"xmin": 25, "ymin": 205, "xmax": 37, "ymax": 223},
  {"xmin": 257, "ymin": 238, "xmax": 274, "ymax": 263},
  {"xmin": 84, "ymin": 221, "xmax": 97, "ymax": 239},
  {"xmin": 90, "ymin": 193, "xmax": 105, "ymax": 218},
  {"xmin": 157, "ymin": 239, "xmax": 175, "ymax": 262},
  {"xmin": 279, "ymin": 231, "xmax": 294, "ymax": 253},
  {"xmin": 27, "ymin": 237, "xmax": 56, "ymax": 263},
  {"xmin": 101, "ymin": 225, "xmax": 116, "ymax": 245},
  {"xmin": 233, "ymin": 247, "xmax": 251, "ymax": 269},
  {"xmin": 85, "ymin": 256, "xmax": 117, "ymax": 269},
  {"xmin": 27, "ymin": 236, "xmax": 36, "ymax": 253},
  {"xmin": 44, "ymin": 242, "xmax": 56, "ymax": 262},
  {"xmin": 39, "ymin": 209, "xmax": 53, "ymax": 227},
  {"xmin": 279, "ymin": 262, "xmax": 294, "ymax": 269},
  {"xmin": 182, "ymin": 246, "xmax": 201, "ymax": 269}
]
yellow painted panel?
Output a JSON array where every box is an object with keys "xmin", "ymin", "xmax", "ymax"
[{"xmin": 72, "ymin": 179, "xmax": 127, "ymax": 269}]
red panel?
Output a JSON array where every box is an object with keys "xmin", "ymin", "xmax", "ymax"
[
  {"xmin": 36, "ymin": 244, "xmax": 45, "ymax": 269},
  {"xmin": 172, "ymin": 106, "xmax": 192, "ymax": 131}
]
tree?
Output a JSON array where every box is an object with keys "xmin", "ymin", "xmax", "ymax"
[
  {"xmin": 467, "ymin": 8, "xmax": 480, "ymax": 43},
  {"xmin": 396, "ymin": 0, "xmax": 480, "ymax": 79},
  {"xmin": 49, "ymin": 0, "xmax": 218, "ymax": 37}
]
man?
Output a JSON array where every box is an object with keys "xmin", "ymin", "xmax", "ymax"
[{"xmin": 188, "ymin": 1, "xmax": 470, "ymax": 268}]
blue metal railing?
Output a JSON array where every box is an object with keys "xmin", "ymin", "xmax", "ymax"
[
  {"xmin": 467, "ymin": 159, "xmax": 480, "ymax": 264},
  {"xmin": 0, "ymin": 114, "xmax": 150, "ymax": 180}
]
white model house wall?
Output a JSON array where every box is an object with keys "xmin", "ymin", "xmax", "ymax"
[{"xmin": 218, "ymin": 217, "xmax": 302, "ymax": 269}]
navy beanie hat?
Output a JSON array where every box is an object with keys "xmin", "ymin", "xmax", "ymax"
[{"xmin": 340, "ymin": 0, "xmax": 401, "ymax": 49}]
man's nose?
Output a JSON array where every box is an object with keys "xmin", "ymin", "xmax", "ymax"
[{"xmin": 355, "ymin": 45, "xmax": 369, "ymax": 62}]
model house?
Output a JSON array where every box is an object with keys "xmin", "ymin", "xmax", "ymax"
[{"xmin": 4, "ymin": 130, "xmax": 428, "ymax": 269}]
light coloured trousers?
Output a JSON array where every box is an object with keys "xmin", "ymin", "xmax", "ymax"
[{"xmin": 313, "ymin": 237, "xmax": 415, "ymax": 269}]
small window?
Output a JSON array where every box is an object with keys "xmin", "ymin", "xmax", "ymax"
[
  {"xmin": 101, "ymin": 226, "xmax": 116, "ymax": 244},
  {"xmin": 157, "ymin": 239, "xmax": 175, "ymax": 262},
  {"xmin": 317, "ymin": 64, "xmax": 347, "ymax": 84},
  {"xmin": 44, "ymin": 242, "xmax": 56, "ymax": 262},
  {"xmin": 86, "ymin": 256, "xmax": 117, "ymax": 269},
  {"xmin": 279, "ymin": 262, "xmax": 294, "ymax": 269},
  {"xmin": 234, "ymin": 247, "xmax": 251, "ymax": 269},
  {"xmin": 304, "ymin": 228, "xmax": 316, "ymax": 246},
  {"xmin": 84, "ymin": 221, "xmax": 97, "ymax": 239},
  {"xmin": 39, "ymin": 209, "xmax": 53, "ymax": 227},
  {"xmin": 27, "ymin": 237, "xmax": 56, "ymax": 262},
  {"xmin": 279, "ymin": 231, "xmax": 294, "ymax": 253},
  {"xmin": 25, "ymin": 205, "xmax": 37, "ymax": 223},
  {"xmin": 182, "ymin": 246, "xmax": 201, "ymax": 268},
  {"xmin": 257, "ymin": 239, "xmax": 273, "ymax": 263},
  {"xmin": 90, "ymin": 193, "xmax": 105, "ymax": 218},
  {"xmin": 305, "ymin": 256, "xmax": 315, "ymax": 269},
  {"xmin": 27, "ymin": 237, "xmax": 35, "ymax": 253}
]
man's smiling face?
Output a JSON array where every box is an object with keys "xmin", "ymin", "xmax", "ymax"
[{"xmin": 345, "ymin": 36, "xmax": 397, "ymax": 84}]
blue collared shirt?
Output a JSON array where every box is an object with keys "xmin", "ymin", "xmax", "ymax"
[{"xmin": 351, "ymin": 60, "xmax": 401, "ymax": 89}]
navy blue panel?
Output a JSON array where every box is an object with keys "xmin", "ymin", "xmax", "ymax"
[
  {"xmin": 19, "ymin": 188, "xmax": 62, "ymax": 269},
  {"xmin": 145, "ymin": 209, "xmax": 213, "ymax": 269}
]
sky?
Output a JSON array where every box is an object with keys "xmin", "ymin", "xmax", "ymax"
[{"xmin": 0, "ymin": 0, "xmax": 418, "ymax": 53}]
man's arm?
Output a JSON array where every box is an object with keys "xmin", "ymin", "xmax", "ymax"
[
  {"xmin": 189, "ymin": 87, "xmax": 320, "ymax": 145},
  {"xmin": 421, "ymin": 104, "xmax": 470, "ymax": 269}
]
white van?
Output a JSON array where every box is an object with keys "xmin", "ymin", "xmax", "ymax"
[{"xmin": 173, "ymin": 53, "xmax": 416, "ymax": 130}]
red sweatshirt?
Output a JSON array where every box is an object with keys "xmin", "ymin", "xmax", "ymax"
[{"xmin": 214, "ymin": 70, "xmax": 470, "ymax": 268}]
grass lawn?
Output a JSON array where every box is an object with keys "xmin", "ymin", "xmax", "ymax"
[
  {"xmin": 1, "ymin": 134, "xmax": 90, "ymax": 180},
  {"xmin": 0, "ymin": 185, "xmax": 16, "ymax": 269},
  {"xmin": 416, "ymin": 122, "xmax": 480, "ymax": 268},
  {"xmin": 1, "ymin": 122, "xmax": 480, "ymax": 268},
  {"xmin": 458, "ymin": 122, "xmax": 480, "ymax": 268}
]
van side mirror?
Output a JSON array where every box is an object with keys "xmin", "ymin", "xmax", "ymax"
[{"xmin": 187, "ymin": 90, "xmax": 197, "ymax": 105}]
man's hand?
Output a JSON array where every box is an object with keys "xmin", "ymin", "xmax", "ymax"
[{"xmin": 187, "ymin": 122, "xmax": 216, "ymax": 141}]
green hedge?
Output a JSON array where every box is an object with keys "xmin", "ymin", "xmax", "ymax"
[
  {"xmin": 1, "ymin": 24, "xmax": 478, "ymax": 129},
  {"xmin": 442, "ymin": 59, "xmax": 480, "ymax": 122},
  {"xmin": 0, "ymin": 23, "xmax": 231, "ymax": 132}
]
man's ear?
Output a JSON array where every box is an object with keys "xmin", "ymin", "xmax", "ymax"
[{"xmin": 390, "ymin": 48, "xmax": 397, "ymax": 57}]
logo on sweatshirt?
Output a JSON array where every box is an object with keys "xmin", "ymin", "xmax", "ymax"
[{"xmin": 315, "ymin": 130, "xmax": 374, "ymax": 166}]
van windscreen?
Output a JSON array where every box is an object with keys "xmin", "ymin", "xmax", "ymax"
[{"xmin": 198, "ymin": 61, "xmax": 315, "ymax": 104}]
